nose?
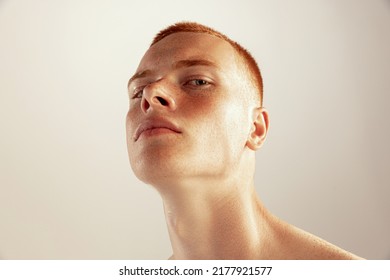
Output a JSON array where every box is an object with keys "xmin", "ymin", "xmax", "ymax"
[{"xmin": 141, "ymin": 80, "xmax": 177, "ymax": 114}]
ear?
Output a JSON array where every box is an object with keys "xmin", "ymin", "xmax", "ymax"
[{"xmin": 246, "ymin": 107, "xmax": 269, "ymax": 151}]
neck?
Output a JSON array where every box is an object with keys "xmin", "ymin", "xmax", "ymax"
[{"xmin": 160, "ymin": 176, "xmax": 272, "ymax": 259}]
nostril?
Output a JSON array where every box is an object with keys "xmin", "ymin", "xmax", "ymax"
[
  {"xmin": 141, "ymin": 97, "xmax": 150, "ymax": 112},
  {"xmin": 156, "ymin": 96, "xmax": 168, "ymax": 106}
]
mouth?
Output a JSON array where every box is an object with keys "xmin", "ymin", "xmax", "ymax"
[{"xmin": 133, "ymin": 118, "xmax": 181, "ymax": 141}]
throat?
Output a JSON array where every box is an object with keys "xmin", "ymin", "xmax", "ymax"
[{"xmin": 162, "ymin": 184, "xmax": 269, "ymax": 259}]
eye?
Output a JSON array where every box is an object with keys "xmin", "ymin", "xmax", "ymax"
[
  {"xmin": 132, "ymin": 86, "xmax": 145, "ymax": 99},
  {"xmin": 187, "ymin": 79, "xmax": 210, "ymax": 86}
]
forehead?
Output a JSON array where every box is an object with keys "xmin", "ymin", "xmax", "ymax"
[{"xmin": 136, "ymin": 32, "xmax": 239, "ymax": 72}]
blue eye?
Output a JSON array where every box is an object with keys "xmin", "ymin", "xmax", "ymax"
[
  {"xmin": 191, "ymin": 79, "xmax": 209, "ymax": 86},
  {"xmin": 186, "ymin": 79, "xmax": 211, "ymax": 87}
]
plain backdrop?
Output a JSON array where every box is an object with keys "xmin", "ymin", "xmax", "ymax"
[{"xmin": 0, "ymin": 0, "xmax": 389, "ymax": 259}]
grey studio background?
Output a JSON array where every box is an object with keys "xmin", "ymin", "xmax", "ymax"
[{"xmin": 0, "ymin": 0, "xmax": 389, "ymax": 259}]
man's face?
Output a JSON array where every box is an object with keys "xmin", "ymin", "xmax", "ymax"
[{"xmin": 126, "ymin": 32, "xmax": 255, "ymax": 186}]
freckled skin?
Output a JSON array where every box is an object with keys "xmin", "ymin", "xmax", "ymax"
[
  {"xmin": 126, "ymin": 32, "xmax": 362, "ymax": 259},
  {"xmin": 127, "ymin": 33, "xmax": 253, "ymax": 188}
]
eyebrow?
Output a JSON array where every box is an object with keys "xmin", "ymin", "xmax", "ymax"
[
  {"xmin": 127, "ymin": 59, "xmax": 217, "ymax": 89},
  {"xmin": 173, "ymin": 59, "xmax": 218, "ymax": 69},
  {"xmin": 127, "ymin": 70, "xmax": 152, "ymax": 89}
]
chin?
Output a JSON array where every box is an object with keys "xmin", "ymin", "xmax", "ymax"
[{"xmin": 129, "ymin": 154, "xmax": 183, "ymax": 186}]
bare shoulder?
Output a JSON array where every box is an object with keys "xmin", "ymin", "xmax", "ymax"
[{"xmin": 265, "ymin": 216, "xmax": 363, "ymax": 260}]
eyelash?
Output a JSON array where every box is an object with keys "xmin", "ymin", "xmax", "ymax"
[
  {"xmin": 185, "ymin": 79, "xmax": 211, "ymax": 87},
  {"xmin": 131, "ymin": 78, "xmax": 212, "ymax": 99},
  {"xmin": 132, "ymin": 86, "xmax": 145, "ymax": 99}
]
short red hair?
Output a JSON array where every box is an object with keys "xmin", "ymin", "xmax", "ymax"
[{"xmin": 151, "ymin": 22, "xmax": 264, "ymax": 106}]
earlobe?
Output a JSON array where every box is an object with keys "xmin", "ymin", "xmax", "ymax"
[{"xmin": 246, "ymin": 107, "xmax": 269, "ymax": 151}]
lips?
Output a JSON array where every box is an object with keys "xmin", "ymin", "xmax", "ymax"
[{"xmin": 133, "ymin": 118, "xmax": 181, "ymax": 141}]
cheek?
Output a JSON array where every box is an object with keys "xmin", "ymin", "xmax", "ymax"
[
  {"xmin": 224, "ymin": 104, "xmax": 251, "ymax": 144},
  {"xmin": 126, "ymin": 105, "xmax": 140, "ymax": 130},
  {"xmin": 125, "ymin": 110, "xmax": 141, "ymax": 175},
  {"xmin": 188, "ymin": 98, "xmax": 250, "ymax": 146},
  {"xmin": 125, "ymin": 108, "xmax": 140, "ymax": 148},
  {"xmin": 125, "ymin": 111, "xmax": 133, "ymax": 137}
]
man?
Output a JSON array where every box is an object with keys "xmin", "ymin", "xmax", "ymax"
[{"xmin": 126, "ymin": 22, "xmax": 362, "ymax": 259}]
